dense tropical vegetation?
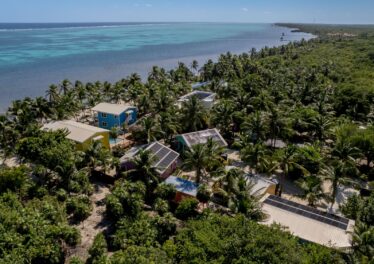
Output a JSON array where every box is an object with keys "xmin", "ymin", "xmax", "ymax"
[{"xmin": 0, "ymin": 24, "xmax": 373, "ymax": 263}]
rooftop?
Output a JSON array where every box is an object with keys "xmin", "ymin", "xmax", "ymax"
[
  {"xmin": 245, "ymin": 174, "xmax": 278, "ymax": 195},
  {"xmin": 164, "ymin": 176, "xmax": 198, "ymax": 197},
  {"xmin": 191, "ymin": 81, "xmax": 211, "ymax": 89},
  {"xmin": 146, "ymin": 142, "xmax": 180, "ymax": 174},
  {"xmin": 92, "ymin": 102, "xmax": 136, "ymax": 115},
  {"xmin": 178, "ymin": 90, "xmax": 215, "ymax": 102},
  {"xmin": 42, "ymin": 120, "xmax": 108, "ymax": 143},
  {"xmin": 180, "ymin": 128, "xmax": 228, "ymax": 148},
  {"xmin": 261, "ymin": 194, "xmax": 354, "ymax": 249},
  {"xmin": 120, "ymin": 142, "xmax": 179, "ymax": 175}
]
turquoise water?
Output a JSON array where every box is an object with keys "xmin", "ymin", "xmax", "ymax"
[
  {"xmin": 109, "ymin": 137, "xmax": 122, "ymax": 144},
  {"xmin": 1, "ymin": 23, "xmax": 269, "ymax": 67},
  {"xmin": 0, "ymin": 23, "xmax": 314, "ymax": 110}
]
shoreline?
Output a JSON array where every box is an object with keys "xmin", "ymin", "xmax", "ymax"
[{"xmin": 0, "ymin": 24, "xmax": 314, "ymax": 112}]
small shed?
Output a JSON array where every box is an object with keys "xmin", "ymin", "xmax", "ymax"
[
  {"xmin": 92, "ymin": 102, "xmax": 137, "ymax": 130},
  {"xmin": 120, "ymin": 142, "xmax": 180, "ymax": 179},
  {"xmin": 245, "ymin": 173, "xmax": 279, "ymax": 196},
  {"xmin": 176, "ymin": 128, "xmax": 228, "ymax": 151},
  {"xmin": 164, "ymin": 176, "xmax": 198, "ymax": 202}
]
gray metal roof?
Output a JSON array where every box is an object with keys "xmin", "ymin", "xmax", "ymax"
[
  {"xmin": 261, "ymin": 194, "xmax": 355, "ymax": 249},
  {"xmin": 120, "ymin": 142, "xmax": 179, "ymax": 175},
  {"xmin": 180, "ymin": 128, "xmax": 228, "ymax": 148}
]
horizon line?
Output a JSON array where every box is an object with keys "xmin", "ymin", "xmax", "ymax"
[{"xmin": 0, "ymin": 21, "xmax": 374, "ymax": 26}]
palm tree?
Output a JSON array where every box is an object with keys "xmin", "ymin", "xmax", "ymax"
[
  {"xmin": 60, "ymin": 79, "xmax": 72, "ymax": 95},
  {"xmin": 267, "ymin": 105, "xmax": 290, "ymax": 147},
  {"xmin": 83, "ymin": 141, "xmax": 114, "ymax": 175},
  {"xmin": 312, "ymin": 114, "xmax": 333, "ymax": 141},
  {"xmin": 127, "ymin": 149, "xmax": 159, "ymax": 193},
  {"xmin": 180, "ymin": 96, "xmax": 208, "ymax": 132},
  {"xmin": 274, "ymin": 144, "xmax": 308, "ymax": 192},
  {"xmin": 211, "ymin": 100, "xmax": 235, "ymax": 140},
  {"xmin": 0, "ymin": 116, "xmax": 17, "ymax": 163},
  {"xmin": 111, "ymin": 83, "xmax": 124, "ymax": 103},
  {"xmin": 240, "ymin": 142, "xmax": 270, "ymax": 174},
  {"xmin": 241, "ymin": 111, "xmax": 268, "ymax": 144},
  {"xmin": 204, "ymin": 138, "xmax": 225, "ymax": 176},
  {"xmin": 229, "ymin": 175, "xmax": 265, "ymax": 221},
  {"xmin": 332, "ymin": 141, "xmax": 361, "ymax": 169},
  {"xmin": 350, "ymin": 222, "xmax": 373, "ymax": 261},
  {"xmin": 214, "ymin": 167, "xmax": 243, "ymax": 196},
  {"xmin": 296, "ymin": 175, "xmax": 328, "ymax": 207},
  {"xmin": 183, "ymin": 144, "xmax": 209, "ymax": 184},
  {"xmin": 321, "ymin": 164, "xmax": 356, "ymax": 210},
  {"xmin": 158, "ymin": 111, "xmax": 180, "ymax": 143},
  {"xmin": 138, "ymin": 117, "xmax": 161, "ymax": 144},
  {"xmin": 136, "ymin": 94, "xmax": 151, "ymax": 116},
  {"xmin": 191, "ymin": 60, "xmax": 199, "ymax": 74},
  {"xmin": 155, "ymin": 86, "xmax": 173, "ymax": 113},
  {"xmin": 129, "ymin": 73, "xmax": 142, "ymax": 85},
  {"xmin": 46, "ymin": 84, "xmax": 60, "ymax": 103}
]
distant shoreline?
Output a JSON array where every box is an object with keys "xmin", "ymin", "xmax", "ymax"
[{"xmin": 0, "ymin": 23, "xmax": 314, "ymax": 112}]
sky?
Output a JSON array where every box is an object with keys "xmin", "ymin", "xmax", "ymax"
[{"xmin": 1, "ymin": 0, "xmax": 374, "ymax": 24}]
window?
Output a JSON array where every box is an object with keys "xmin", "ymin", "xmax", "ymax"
[
  {"xmin": 114, "ymin": 115, "xmax": 118, "ymax": 119},
  {"xmin": 101, "ymin": 113, "xmax": 107, "ymax": 118},
  {"xmin": 102, "ymin": 122, "xmax": 107, "ymax": 127}
]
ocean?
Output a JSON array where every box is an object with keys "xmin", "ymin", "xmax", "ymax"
[{"xmin": 0, "ymin": 22, "xmax": 314, "ymax": 111}]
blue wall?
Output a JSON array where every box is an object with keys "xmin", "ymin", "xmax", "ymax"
[{"xmin": 98, "ymin": 107, "xmax": 137, "ymax": 130}]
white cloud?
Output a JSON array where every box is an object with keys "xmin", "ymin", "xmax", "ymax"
[{"xmin": 242, "ymin": 8, "xmax": 249, "ymax": 12}]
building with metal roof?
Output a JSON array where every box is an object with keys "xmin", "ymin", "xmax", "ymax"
[
  {"xmin": 261, "ymin": 194, "xmax": 354, "ymax": 249},
  {"xmin": 92, "ymin": 102, "xmax": 137, "ymax": 130},
  {"xmin": 164, "ymin": 176, "xmax": 199, "ymax": 202},
  {"xmin": 42, "ymin": 120, "xmax": 110, "ymax": 150},
  {"xmin": 245, "ymin": 173, "xmax": 279, "ymax": 196},
  {"xmin": 191, "ymin": 81, "xmax": 211, "ymax": 89},
  {"xmin": 177, "ymin": 90, "xmax": 216, "ymax": 109},
  {"xmin": 120, "ymin": 142, "xmax": 180, "ymax": 178},
  {"xmin": 176, "ymin": 128, "xmax": 228, "ymax": 151}
]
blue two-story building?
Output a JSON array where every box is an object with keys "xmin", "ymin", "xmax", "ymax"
[{"xmin": 92, "ymin": 102, "xmax": 137, "ymax": 130}]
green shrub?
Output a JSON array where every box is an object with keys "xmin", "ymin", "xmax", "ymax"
[
  {"xmin": 110, "ymin": 246, "xmax": 171, "ymax": 264},
  {"xmin": 153, "ymin": 198, "xmax": 169, "ymax": 215},
  {"xmin": 66, "ymin": 195, "xmax": 92, "ymax": 222},
  {"xmin": 87, "ymin": 233, "xmax": 108, "ymax": 264},
  {"xmin": 105, "ymin": 180, "xmax": 145, "ymax": 221},
  {"xmin": 154, "ymin": 183, "xmax": 177, "ymax": 201},
  {"xmin": 153, "ymin": 213, "xmax": 177, "ymax": 243},
  {"xmin": 69, "ymin": 256, "xmax": 84, "ymax": 264},
  {"xmin": 0, "ymin": 166, "xmax": 30, "ymax": 195},
  {"xmin": 111, "ymin": 215, "xmax": 158, "ymax": 250},
  {"xmin": 175, "ymin": 198, "xmax": 199, "ymax": 220},
  {"xmin": 56, "ymin": 226, "xmax": 81, "ymax": 246},
  {"xmin": 196, "ymin": 184, "xmax": 211, "ymax": 203}
]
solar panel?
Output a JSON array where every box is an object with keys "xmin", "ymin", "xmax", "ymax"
[
  {"xmin": 146, "ymin": 142, "xmax": 180, "ymax": 174},
  {"xmin": 268, "ymin": 195, "xmax": 349, "ymax": 224},
  {"xmin": 149, "ymin": 142, "xmax": 162, "ymax": 153},
  {"xmin": 264, "ymin": 195, "xmax": 349, "ymax": 230},
  {"xmin": 158, "ymin": 151, "xmax": 179, "ymax": 169},
  {"xmin": 155, "ymin": 147, "xmax": 169, "ymax": 160},
  {"xmin": 183, "ymin": 129, "xmax": 227, "ymax": 147}
]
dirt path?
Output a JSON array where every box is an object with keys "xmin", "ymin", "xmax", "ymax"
[{"xmin": 66, "ymin": 182, "xmax": 111, "ymax": 262}]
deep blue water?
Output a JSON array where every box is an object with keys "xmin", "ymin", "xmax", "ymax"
[{"xmin": 0, "ymin": 22, "xmax": 314, "ymax": 110}]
